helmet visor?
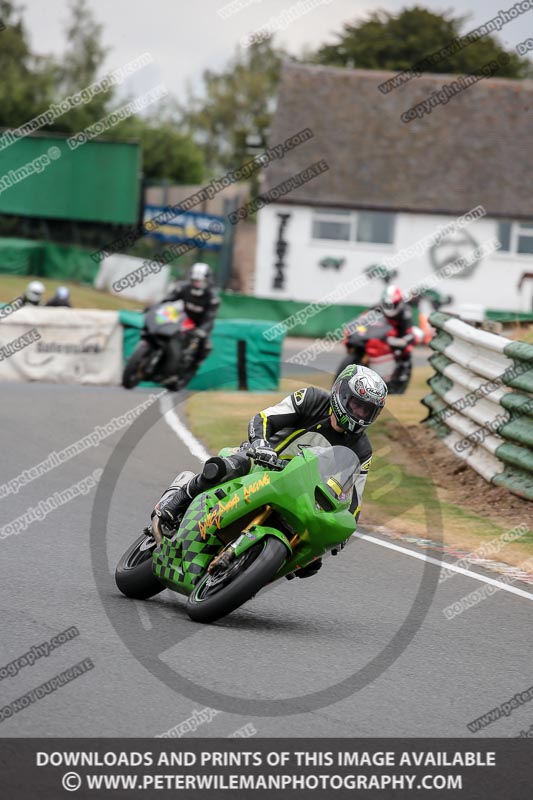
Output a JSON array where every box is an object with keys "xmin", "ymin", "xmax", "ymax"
[{"xmin": 345, "ymin": 392, "xmax": 381, "ymax": 426}]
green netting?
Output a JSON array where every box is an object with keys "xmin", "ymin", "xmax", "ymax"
[
  {"xmin": 119, "ymin": 311, "xmax": 283, "ymax": 391},
  {"xmin": 0, "ymin": 237, "xmax": 98, "ymax": 283},
  {"xmin": 218, "ymin": 292, "xmax": 420, "ymax": 338},
  {"xmin": 40, "ymin": 242, "xmax": 99, "ymax": 284},
  {"xmin": 0, "ymin": 237, "xmax": 43, "ymax": 275}
]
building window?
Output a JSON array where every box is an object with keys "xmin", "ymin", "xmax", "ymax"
[
  {"xmin": 356, "ymin": 211, "xmax": 395, "ymax": 244},
  {"xmin": 497, "ymin": 220, "xmax": 533, "ymax": 255},
  {"xmin": 312, "ymin": 208, "xmax": 395, "ymax": 244},
  {"xmin": 311, "ymin": 209, "xmax": 351, "ymax": 241}
]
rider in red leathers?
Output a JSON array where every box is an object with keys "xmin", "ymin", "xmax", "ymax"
[{"xmin": 380, "ymin": 285, "xmax": 414, "ymax": 389}]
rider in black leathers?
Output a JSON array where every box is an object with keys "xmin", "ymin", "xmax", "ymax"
[
  {"xmin": 152, "ymin": 365, "xmax": 388, "ymax": 578},
  {"xmin": 161, "ymin": 262, "xmax": 220, "ymax": 385}
]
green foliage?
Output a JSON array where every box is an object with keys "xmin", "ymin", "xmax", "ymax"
[
  {"xmin": 49, "ymin": 0, "xmax": 112, "ymax": 134},
  {"xmin": 183, "ymin": 40, "xmax": 288, "ymax": 175},
  {"xmin": 137, "ymin": 123, "xmax": 205, "ymax": 184},
  {"xmin": 313, "ymin": 6, "xmax": 531, "ymax": 78},
  {"xmin": 0, "ymin": 1, "xmax": 55, "ymax": 128}
]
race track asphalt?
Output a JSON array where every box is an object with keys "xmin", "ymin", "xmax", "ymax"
[{"xmin": 1, "ymin": 380, "xmax": 532, "ymax": 739}]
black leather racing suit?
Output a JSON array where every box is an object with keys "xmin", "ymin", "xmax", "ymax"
[
  {"xmin": 162, "ymin": 281, "xmax": 220, "ymax": 370},
  {"xmin": 248, "ymin": 386, "xmax": 372, "ymax": 523}
]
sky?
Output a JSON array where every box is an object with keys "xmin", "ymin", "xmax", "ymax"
[{"xmin": 21, "ymin": 0, "xmax": 533, "ymax": 105}]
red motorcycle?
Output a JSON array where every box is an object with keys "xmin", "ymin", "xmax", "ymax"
[{"xmin": 336, "ymin": 313, "xmax": 415, "ymax": 394}]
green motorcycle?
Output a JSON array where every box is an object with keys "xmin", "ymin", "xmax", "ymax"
[{"xmin": 115, "ymin": 445, "xmax": 359, "ymax": 624}]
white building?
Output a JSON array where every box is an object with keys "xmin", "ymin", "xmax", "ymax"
[{"xmin": 255, "ymin": 63, "xmax": 533, "ymax": 314}]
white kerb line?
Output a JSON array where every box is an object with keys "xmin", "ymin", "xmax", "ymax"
[
  {"xmin": 160, "ymin": 393, "xmax": 210, "ymax": 463},
  {"xmin": 355, "ymin": 532, "xmax": 533, "ymax": 602}
]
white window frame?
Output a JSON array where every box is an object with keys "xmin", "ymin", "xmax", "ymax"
[
  {"xmin": 497, "ymin": 220, "xmax": 533, "ymax": 256},
  {"xmin": 310, "ymin": 208, "xmax": 396, "ymax": 247}
]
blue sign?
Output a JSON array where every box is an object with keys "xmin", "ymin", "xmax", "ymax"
[{"xmin": 143, "ymin": 205, "xmax": 225, "ymax": 251}]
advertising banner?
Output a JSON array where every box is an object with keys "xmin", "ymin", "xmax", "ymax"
[{"xmin": 0, "ymin": 307, "xmax": 122, "ymax": 385}]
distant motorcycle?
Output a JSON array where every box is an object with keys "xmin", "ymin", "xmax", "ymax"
[
  {"xmin": 122, "ymin": 302, "xmax": 198, "ymax": 390},
  {"xmin": 336, "ymin": 313, "xmax": 415, "ymax": 394}
]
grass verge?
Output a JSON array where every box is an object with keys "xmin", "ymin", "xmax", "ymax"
[{"xmin": 0, "ymin": 275, "xmax": 144, "ymax": 311}]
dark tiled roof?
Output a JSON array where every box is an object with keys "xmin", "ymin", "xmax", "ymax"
[{"xmin": 264, "ymin": 62, "xmax": 533, "ymax": 219}]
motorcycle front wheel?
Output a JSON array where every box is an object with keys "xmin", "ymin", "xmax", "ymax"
[
  {"xmin": 122, "ymin": 341, "xmax": 152, "ymax": 389},
  {"xmin": 186, "ymin": 536, "xmax": 287, "ymax": 624},
  {"xmin": 115, "ymin": 533, "xmax": 165, "ymax": 600}
]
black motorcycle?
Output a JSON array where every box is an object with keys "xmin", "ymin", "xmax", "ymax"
[{"xmin": 122, "ymin": 302, "xmax": 199, "ymax": 390}]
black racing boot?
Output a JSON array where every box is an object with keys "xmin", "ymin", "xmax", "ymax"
[{"xmin": 153, "ymin": 453, "xmax": 250, "ymax": 527}]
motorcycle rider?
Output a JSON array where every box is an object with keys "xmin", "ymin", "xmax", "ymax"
[
  {"xmin": 22, "ymin": 280, "xmax": 45, "ymax": 306},
  {"xmin": 161, "ymin": 262, "xmax": 220, "ymax": 387},
  {"xmin": 152, "ymin": 364, "xmax": 387, "ymax": 578},
  {"xmin": 380, "ymin": 285, "xmax": 414, "ymax": 388},
  {"xmin": 46, "ymin": 286, "xmax": 72, "ymax": 307}
]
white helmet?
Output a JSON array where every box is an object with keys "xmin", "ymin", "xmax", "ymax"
[
  {"xmin": 26, "ymin": 280, "xmax": 45, "ymax": 304},
  {"xmin": 381, "ymin": 285, "xmax": 405, "ymax": 318},
  {"xmin": 55, "ymin": 286, "xmax": 70, "ymax": 300},
  {"xmin": 189, "ymin": 262, "xmax": 211, "ymax": 290}
]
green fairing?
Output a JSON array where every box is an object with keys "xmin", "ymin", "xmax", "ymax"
[{"xmin": 152, "ymin": 446, "xmax": 357, "ymax": 595}]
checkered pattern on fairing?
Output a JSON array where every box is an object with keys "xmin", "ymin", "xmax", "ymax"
[{"xmin": 153, "ymin": 492, "xmax": 222, "ymax": 592}]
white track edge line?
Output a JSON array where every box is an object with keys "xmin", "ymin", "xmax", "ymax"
[
  {"xmin": 355, "ymin": 532, "xmax": 533, "ymax": 602},
  {"xmin": 160, "ymin": 395, "xmax": 210, "ymax": 463}
]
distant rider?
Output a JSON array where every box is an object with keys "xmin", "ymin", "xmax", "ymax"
[
  {"xmin": 161, "ymin": 262, "xmax": 220, "ymax": 385},
  {"xmin": 46, "ymin": 286, "xmax": 72, "ymax": 307},
  {"xmin": 380, "ymin": 285, "xmax": 414, "ymax": 388},
  {"xmin": 152, "ymin": 365, "xmax": 387, "ymax": 578},
  {"xmin": 22, "ymin": 280, "xmax": 45, "ymax": 306}
]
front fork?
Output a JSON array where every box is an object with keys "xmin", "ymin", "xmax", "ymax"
[{"xmin": 208, "ymin": 506, "xmax": 293, "ymax": 574}]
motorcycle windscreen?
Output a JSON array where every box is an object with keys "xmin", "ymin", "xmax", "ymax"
[
  {"xmin": 145, "ymin": 303, "xmax": 187, "ymax": 336},
  {"xmin": 311, "ymin": 445, "xmax": 360, "ymax": 502}
]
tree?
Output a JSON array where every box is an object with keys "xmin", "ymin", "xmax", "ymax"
[
  {"xmin": 49, "ymin": 2, "xmax": 204, "ymax": 184},
  {"xmin": 0, "ymin": 0, "xmax": 55, "ymax": 128},
  {"xmin": 136, "ymin": 122, "xmax": 205, "ymax": 184},
  {"xmin": 183, "ymin": 39, "xmax": 288, "ymax": 175},
  {"xmin": 49, "ymin": 0, "xmax": 113, "ymax": 134},
  {"xmin": 313, "ymin": 6, "xmax": 531, "ymax": 79}
]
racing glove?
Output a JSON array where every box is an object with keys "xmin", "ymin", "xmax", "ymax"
[
  {"xmin": 386, "ymin": 334, "xmax": 414, "ymax": 350},
  {"xmin": 247, "ymin": 438, "xmax": 279, "ymax": 468}
]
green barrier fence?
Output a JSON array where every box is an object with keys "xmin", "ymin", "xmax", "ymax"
[
  {"xmin": 218, "ymin": 293, "xmax": 374, "ymax": 339},
  {"xmin": 0, "ymin": 237, "xmax": 99, "ymax": 283}
]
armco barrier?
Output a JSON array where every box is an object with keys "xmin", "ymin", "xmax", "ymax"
[{"xmin": 422, "ymin": 312, "xmax": 533, "ymax": 501}]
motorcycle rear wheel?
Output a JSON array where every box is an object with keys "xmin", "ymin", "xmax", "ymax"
[{"xmin": 186, "ymin": 536, "xmax": 287, "ymax": 624}]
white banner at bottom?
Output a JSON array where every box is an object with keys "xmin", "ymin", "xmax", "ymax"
[{"xmin": 0, "ymin": 307, "xmax": 122, "ymax": 384}]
